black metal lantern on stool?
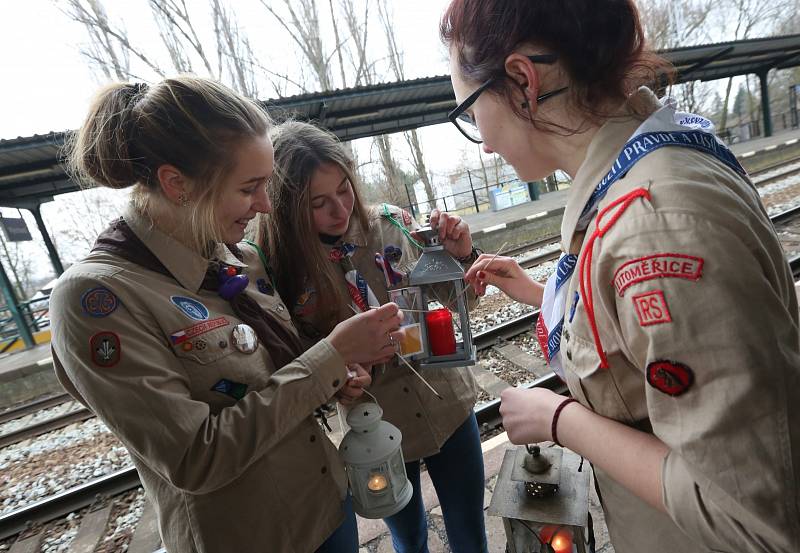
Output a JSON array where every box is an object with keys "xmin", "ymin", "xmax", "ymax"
[
  {"xmin": 489, "ymin": 444, "xmax": 590, "ymax": 553},
  {"xmin": 390, "ymin": 226, "xmax": 476, "ymax": 369}
]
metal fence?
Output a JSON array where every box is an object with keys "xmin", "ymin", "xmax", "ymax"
[{"xmin": 402, "ymin": 172, "xmax": 565, "ymax": 221}]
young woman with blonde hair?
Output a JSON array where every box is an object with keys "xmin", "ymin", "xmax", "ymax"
[{"xmin": 51, "ymin": 76, "xmax": 403, "ymax": 553}]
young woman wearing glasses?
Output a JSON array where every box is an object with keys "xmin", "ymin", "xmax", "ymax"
[{"xmin": 442, "ymin": 1, "xmax": 800, "ymax": 552}]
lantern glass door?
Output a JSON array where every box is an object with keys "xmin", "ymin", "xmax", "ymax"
[{"xmin": 488, "ymin": 446, "xmax": 590, "ymax": 553}]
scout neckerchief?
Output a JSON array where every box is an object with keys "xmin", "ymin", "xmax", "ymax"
[
  {"xmin": 536, "ymin": 104, "xmax": 746, "ymax": 379},
  {"xmin": 329, "ymin": 242, "xmax": 380, "ymax": 313},
  {"xmin": 328, "ymin": 204, "xmax": 420, "ymax": 313},
  {"xmin": 92, "ymin": 218, "xmax": 304, "ymax": 369}
]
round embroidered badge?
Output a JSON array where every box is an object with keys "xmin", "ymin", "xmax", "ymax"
[
  {"xmin": 646, "ymin": 360, "xmax": 694, "ymax": 396},
  {"xmin": 90, "ymin": 331, "xmax": 121, "ymax": 367},
  {"xmin": 81, "ymin": 287, "xmax": 118, "ymax": 317}
]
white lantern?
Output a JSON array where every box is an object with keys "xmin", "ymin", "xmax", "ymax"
[
  {"xmin": 338, "ymin": 402, "xmax": 413, "ymax": 518},
  {"xmin": 489, "ymin": 445, "xmax": 591, "ymax": 553},
  {"xmin": 401, "ymin": 227, "xmax": 476, "ymax": 369}
]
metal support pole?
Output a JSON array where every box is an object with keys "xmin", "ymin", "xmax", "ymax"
[
  {"xmin": 403, "ymin": 183, "xmax": 416, "ymax": 219},
  {"xmin": 30, "ymin": 204, "xmax": 64, "ymax": 276},
  {"xmin": 467, "ymin": 170, "xmax": 480, "ymax": 213},
  {"xmin": 0, "ymin": 259, "xmax": 34, "ymax": 348},
  {"xmin": 758, "ymin": 70, "xmax": 773, "ymax": 138}
]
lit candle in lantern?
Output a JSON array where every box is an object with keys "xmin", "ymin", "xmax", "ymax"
[
  {"xmin": 424, "ymin": 308, "xmax": 457, "ymax": 356},
  {"xmin": 540, "ymin": 526, "xmax": 573, "ymax": 553},
  {"xmin": 367, "ymin": 473, "xmax": 389, "ymax": 492}
]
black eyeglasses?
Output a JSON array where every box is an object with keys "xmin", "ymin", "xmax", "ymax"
[{"xmin": 447, "ymin": 54, "xmax": 568, "ymax": 144}]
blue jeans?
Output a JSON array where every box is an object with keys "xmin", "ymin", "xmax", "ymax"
[
  {"xmin": 316, "ymin": 493, "xmax": 358, "ymax": 553},
  {"xmin": 384, "ymin": 412, "xmax": 488, "ymax": 553}
]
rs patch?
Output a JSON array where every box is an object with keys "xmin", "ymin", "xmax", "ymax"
[{"xmin": 632, "ymin": 290, "xmax": 672, "ymax": 327}]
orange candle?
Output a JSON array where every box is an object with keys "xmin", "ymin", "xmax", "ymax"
[{"xmin": 425, "ymin": 308, "xmax": 457, "ymax": 356}]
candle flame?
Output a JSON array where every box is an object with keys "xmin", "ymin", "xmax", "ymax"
[{"xmin": 367, "ymin": 473, "xmax": 388, "ymax": 491}]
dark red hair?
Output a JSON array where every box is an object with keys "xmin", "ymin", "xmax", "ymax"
[{"xmin": 440, "ymin": 0, "xmax": 673, "ymax": 122}]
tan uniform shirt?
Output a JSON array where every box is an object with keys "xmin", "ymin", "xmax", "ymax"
[
  {"xmin": 50, "ymin": 209, "xmax": 350, "ymax": 553},
  {"xmin": 560, "ymin": 88, "xmax": 800, "ymax": 552},
  {"xmin": 295, "ymin": 204, "xmax": 479, "ymax": 462}
]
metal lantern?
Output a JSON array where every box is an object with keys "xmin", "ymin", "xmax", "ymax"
[
  {"xmin": 338, "ymin": 402, "xmax": 413, "ymax": 519},
  {"xmin": 400, "ymin": 226, "xmax": 476, "ymax": 369},
  {"xmin": 489, "ymin": 445, "xmax": 590, "ymax": 553}
]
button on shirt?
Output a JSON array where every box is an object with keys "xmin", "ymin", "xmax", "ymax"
[{"xmin": 50, "ymin": 208, "xmax": 350, "ymax": 553}]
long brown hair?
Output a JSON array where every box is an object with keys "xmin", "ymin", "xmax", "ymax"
[
  {"xmin": 257, "ymin": 121, "xmax": 369, "ymax": 334},
  {"xmin": 440, "ymin": 0, "xmax": 673, "ymax": 128},
  {"xmin": 67, "ymin": 76, "xmax": 271, "ymax": 255}
]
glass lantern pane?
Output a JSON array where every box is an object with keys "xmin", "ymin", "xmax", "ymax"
[
  {"xmin": 389, "ymin": 287, "xmax": 425, "ymax": 357},
  {"xmin": 508, "ymin": 521, "xmax": 578, "ymax": 553}
]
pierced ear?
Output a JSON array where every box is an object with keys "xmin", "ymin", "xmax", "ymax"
[
  {"xmin": 156, "ymin": 164, "xmax": 189, "ymax": 205},
  {"xmin": 504, "ymin": 53, "xmax": 540, "ymax": 109}
]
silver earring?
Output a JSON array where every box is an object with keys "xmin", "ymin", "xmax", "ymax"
[{"xmin": 178, "ymin": 193, "xmax": 190, "ymax": 208}]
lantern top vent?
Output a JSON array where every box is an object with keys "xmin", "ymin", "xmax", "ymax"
[{"xmin": 408, "ymin": 226, "xmax": 464, "ymax": 285}]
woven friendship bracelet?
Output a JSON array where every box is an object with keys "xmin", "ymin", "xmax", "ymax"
[{"xmin": 551, "ymin": 397, "xmax": 578, "ymax": 447}]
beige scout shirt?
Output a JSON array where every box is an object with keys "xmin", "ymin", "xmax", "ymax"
[
  {"xmin": 560, "ymin": 88, "xmax": 800, "ymax": 552},
  {"xmin": 50, "ymin": 209, "xmax": 350, "ymax": 553},
  {"xmin": 295, "ymin": 204, "xmax": 479, "ymax": 462}
]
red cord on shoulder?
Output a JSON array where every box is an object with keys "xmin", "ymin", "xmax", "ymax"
[{"xmin": 578, "ymin": 188, "xmax": 651, "ymax": 369}]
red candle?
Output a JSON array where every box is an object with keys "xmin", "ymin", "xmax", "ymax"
[{"xmin": 425, "ymin": 308, "xmax": 457, "ymax": 356}]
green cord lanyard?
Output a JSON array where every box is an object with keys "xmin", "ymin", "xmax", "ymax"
[
  {"xmin": 381, "ymin": 203, "xmax": 424, "ymax": 250},
  {"xmin": 243, "ymin": 239, "xmax": 277, "ymax": 289}
]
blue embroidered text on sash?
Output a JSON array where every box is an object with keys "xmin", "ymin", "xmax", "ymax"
[
  {"xmin": 547, "ymin": 319, "xmax": 564, "ymax": 357},
  {"xmin": 580, "ymin": 130, "xmax": 746, "ymax": 221},
  {"xmin": 554, "ymin": 254, "xmax": 578, "ymax": 293}
]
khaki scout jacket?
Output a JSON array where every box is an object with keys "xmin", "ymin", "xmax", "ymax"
[
  {"xmin": 50, "ymin": 208, "xmax": 350, "ymax": 553},
  {"xmin": 295, "ymin": 204, "xmax": 479, "ymax": 462},
  {"xmin": 560, "ymin": 88, "xmax": 800, "ymax": 552}
]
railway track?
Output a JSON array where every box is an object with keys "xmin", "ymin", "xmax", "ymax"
[{"xmin": 3, "ymin": 185, "xmax": 800, "ymax": 551}]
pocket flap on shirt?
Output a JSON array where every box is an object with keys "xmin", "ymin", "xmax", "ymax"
[{"xmin": 171, "ymin": 326, "xmax": 237, "ymax": 365}]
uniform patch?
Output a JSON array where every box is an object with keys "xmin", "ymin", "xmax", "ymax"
[
  {"xmin": 384, "ymin": 245, "xmax": 402, "ymax": 263},
  {"xmin": 170, "ymin": 317, "xmax": 228, "ymax": 345},
  {"xmin": 211, "ymin": 378, "xmax": 248, "ymax": 400},
  {"xmin": 568, "ymin": 292, "xmax": 579, "ymax": 323},
  {"xmin": 90, "ymin": 332, "xmax": 121, "ymax": 367},
  {"xmin": 613, "ymin": 253, "xmax": 703, "ymax": 296},
  {"xmin": 170, "ymin": 296, "xmax": 209, "ymax": 321},
  {"xmin": 256, "ymin": 278, "xmax": 274, "ymax": 295},
  {"xmin": 81, "ymin": 287, "xmax": 118, "ymax": 318},
  {"xmin": 646, "ymin": 360, "xmax": 694, "ymax": 396},
  {"xmin": 632, "ymin": 290, "xmax": 672, "ymax": 327}
]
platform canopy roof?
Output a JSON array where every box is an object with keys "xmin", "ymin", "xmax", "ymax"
[{"xmin": 2, "ymin": 33, "xmax": 800, "ymax": 207}]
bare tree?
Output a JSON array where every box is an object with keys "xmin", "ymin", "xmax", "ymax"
[
  {"xmin": 711, "ymin": 0, "xmax": 792, "ymax": 131},
  {"xmin": 59, "ymin": 0, "xmax": 164, "ymax": 80},
  {"xmin": 212, "ymin": 0, "xmax": 260, "ymax": 98},
  {"xmin": 639, "ymin": 0, "xmax": 717, "ymax": 114},
  {"xmin": 148, "ymin": 0, "xmax": 216, "ymax": 76},
  {"xmin": 259, "ymin": 0, "xmax": 336, "ymax": 90},
  {"xmin": 377, "ymin": 0, "xmax": 437, "ymax": 208}
]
